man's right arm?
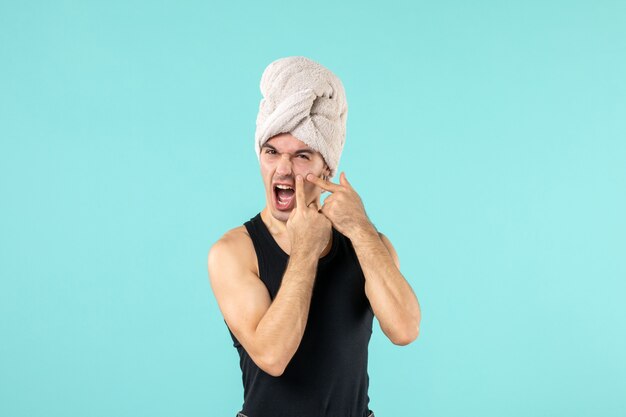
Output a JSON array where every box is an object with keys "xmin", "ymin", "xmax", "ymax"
[{"xmin": 208, "ymin": 233, "xmax": 318, "ymax": 377}]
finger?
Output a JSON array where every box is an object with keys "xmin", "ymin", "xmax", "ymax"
[
  {"xmin": 339, "ymin": 172, "xmax": 353, "ymax": 189},
  {"xmin": 295, "ymin": 174, "xmax": 305, "ymax": 209},
  {"xmin": 288, "ymin": 205, "xmax": 297, "ymax": 220},
  {"xmin": 306, "ymin": 173, "xmax": 342, "ymax": 193},
  {"xmin": 307, "ymin": 200, "xmax": 319, "ymax": 210}
]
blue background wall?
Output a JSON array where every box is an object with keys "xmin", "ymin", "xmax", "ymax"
[{"xmin": 1, "ymin": 1, "xmax": 625, "ymax": 416}]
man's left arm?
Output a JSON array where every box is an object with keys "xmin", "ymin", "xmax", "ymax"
[
  {"xmin": 350, "ymin": 225, "xmax": 421, "ymax": 345},
  {"xmin": 306, "ymin": 172, "xmax": 421, "ymax": 346}
]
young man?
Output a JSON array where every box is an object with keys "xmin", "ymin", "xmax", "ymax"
[{"xmin": 208, "ymin": 56, "xmax": 421, "ymax": 417}]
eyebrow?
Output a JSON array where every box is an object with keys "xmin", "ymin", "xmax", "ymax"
[{"xmin": 261, "ymin": 144, "xmax": 315, "ymax": 155}]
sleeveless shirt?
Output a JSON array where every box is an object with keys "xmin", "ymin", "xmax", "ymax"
[{"xmin": 226, "ymin": 212, "xmax": 375, "ymax": 417}]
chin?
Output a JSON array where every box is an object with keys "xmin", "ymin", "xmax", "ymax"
[{"xmin": 269, "ymin": 206, "xmax": 292, "ymax": 223}]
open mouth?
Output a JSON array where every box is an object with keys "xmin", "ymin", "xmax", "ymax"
[{"xmin": 274, "ymin": 184, "xmax": 295, "ymax": 210}]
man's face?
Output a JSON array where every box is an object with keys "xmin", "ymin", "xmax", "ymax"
[{"xmin": 260, "ymin": 133, "xmax": 330, "ymax": 223}]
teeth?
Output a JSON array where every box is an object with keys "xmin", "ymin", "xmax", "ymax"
[{"xmin": 275, "ymin": 184, "xmax": 293, "ymax": 190}]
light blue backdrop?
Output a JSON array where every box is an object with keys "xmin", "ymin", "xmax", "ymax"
[{"xmin": 1, "ymin": 1, "xmax": 625, "ymax": 416}]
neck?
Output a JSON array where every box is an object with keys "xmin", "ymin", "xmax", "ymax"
[{"xmin": 260, "ymin": 206, "xmax": 289, "ymax": 236}]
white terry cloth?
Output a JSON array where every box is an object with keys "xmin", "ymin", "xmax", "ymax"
[{"xmin": 254, "ymin": 56, "xmax": 348, "ymax": 179}]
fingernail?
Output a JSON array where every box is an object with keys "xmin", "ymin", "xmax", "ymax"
[{"xmin": 296, "ymin": 175, "xmax": 302, "ymax": 181}]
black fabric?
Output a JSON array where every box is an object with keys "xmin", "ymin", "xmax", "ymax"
[{"xmin": 226, "ymin": 212, "xmax": 375, "ymax": 417}]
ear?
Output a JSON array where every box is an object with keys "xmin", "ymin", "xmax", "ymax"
[{"xmin": 320, "ymin": 164, "xmax": 330, "ymax": 181}]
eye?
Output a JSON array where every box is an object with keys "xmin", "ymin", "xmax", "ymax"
[
  {"xmin": 264, "ymin": 149, "xmax": 276, "ymax": 154},
  {"xmin": 297, "ymin": 154, "xmax": 310, "ymax": 160}
]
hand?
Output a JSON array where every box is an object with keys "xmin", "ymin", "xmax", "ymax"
[
  {"xmin": 306, "ymin": 172, "xmax": 374, "ymax": 239},
  {"xmin": 286, "ymin": 174, "xmax": 332, "ymax": 257}
]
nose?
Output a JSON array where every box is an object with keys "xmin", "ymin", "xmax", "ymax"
[{"xmin": 275, "ymin": 154, "xmax": 293, "ymax": 176}]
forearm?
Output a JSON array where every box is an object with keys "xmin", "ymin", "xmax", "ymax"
[
  {"xmin": 351, "ymin": 225, "xmax": 421, "ymax": 344},
  {"xmin": 254, "ymin": 250, "xmax": 318, "ymax": 372}
]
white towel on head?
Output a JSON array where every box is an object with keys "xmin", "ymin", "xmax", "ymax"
[{"xmin": 254, "ymin": 56, "xmax": 348, "ymax": 179}]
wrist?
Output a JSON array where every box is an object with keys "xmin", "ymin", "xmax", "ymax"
[
  {"xmin": 289, "ymin": 245, "xmax": 318, "ymax": 261},
  {"xmin": 347, "ymin": 220, "xmax": 378, "ymax": 243}
]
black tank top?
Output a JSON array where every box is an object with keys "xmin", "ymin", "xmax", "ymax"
[{"xmin": 226, "ymin": 212, "xmax": 375, "ymax": 417}]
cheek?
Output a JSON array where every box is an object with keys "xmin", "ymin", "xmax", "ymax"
[
  {"xmin": 293, "ymin": 160, "xmax": 323, "ymax": 176},
  {"xmin": 292, "ymin": 159, "xmax": 310, "ymax": 170},
  {"xmin": 259, "ymin": 161, "xmax": 275, "ymax": 177},
  {"xmin": 260, "ymin": 168, "xmax": 274, "ymax": 192}
]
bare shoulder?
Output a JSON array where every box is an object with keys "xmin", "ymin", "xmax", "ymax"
[
  {"xmin": 377, "ymin": 231, "xmax": 400, "ymax": 269},
  {"xmin": 208, "ymin": 225, "xmax": 259, "ymax": 279},
  {"xmin": 207, "ymin": 224, "xmax": 271, "ymax": 347}
]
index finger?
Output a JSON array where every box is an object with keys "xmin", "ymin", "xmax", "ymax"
[
  {"xmin": 295, "ymin": 174, "xmax": 305, "ymax": 209},
  {"xmin": 305, "ymin": 173, "xmax": 342, "ymax": 193}
]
